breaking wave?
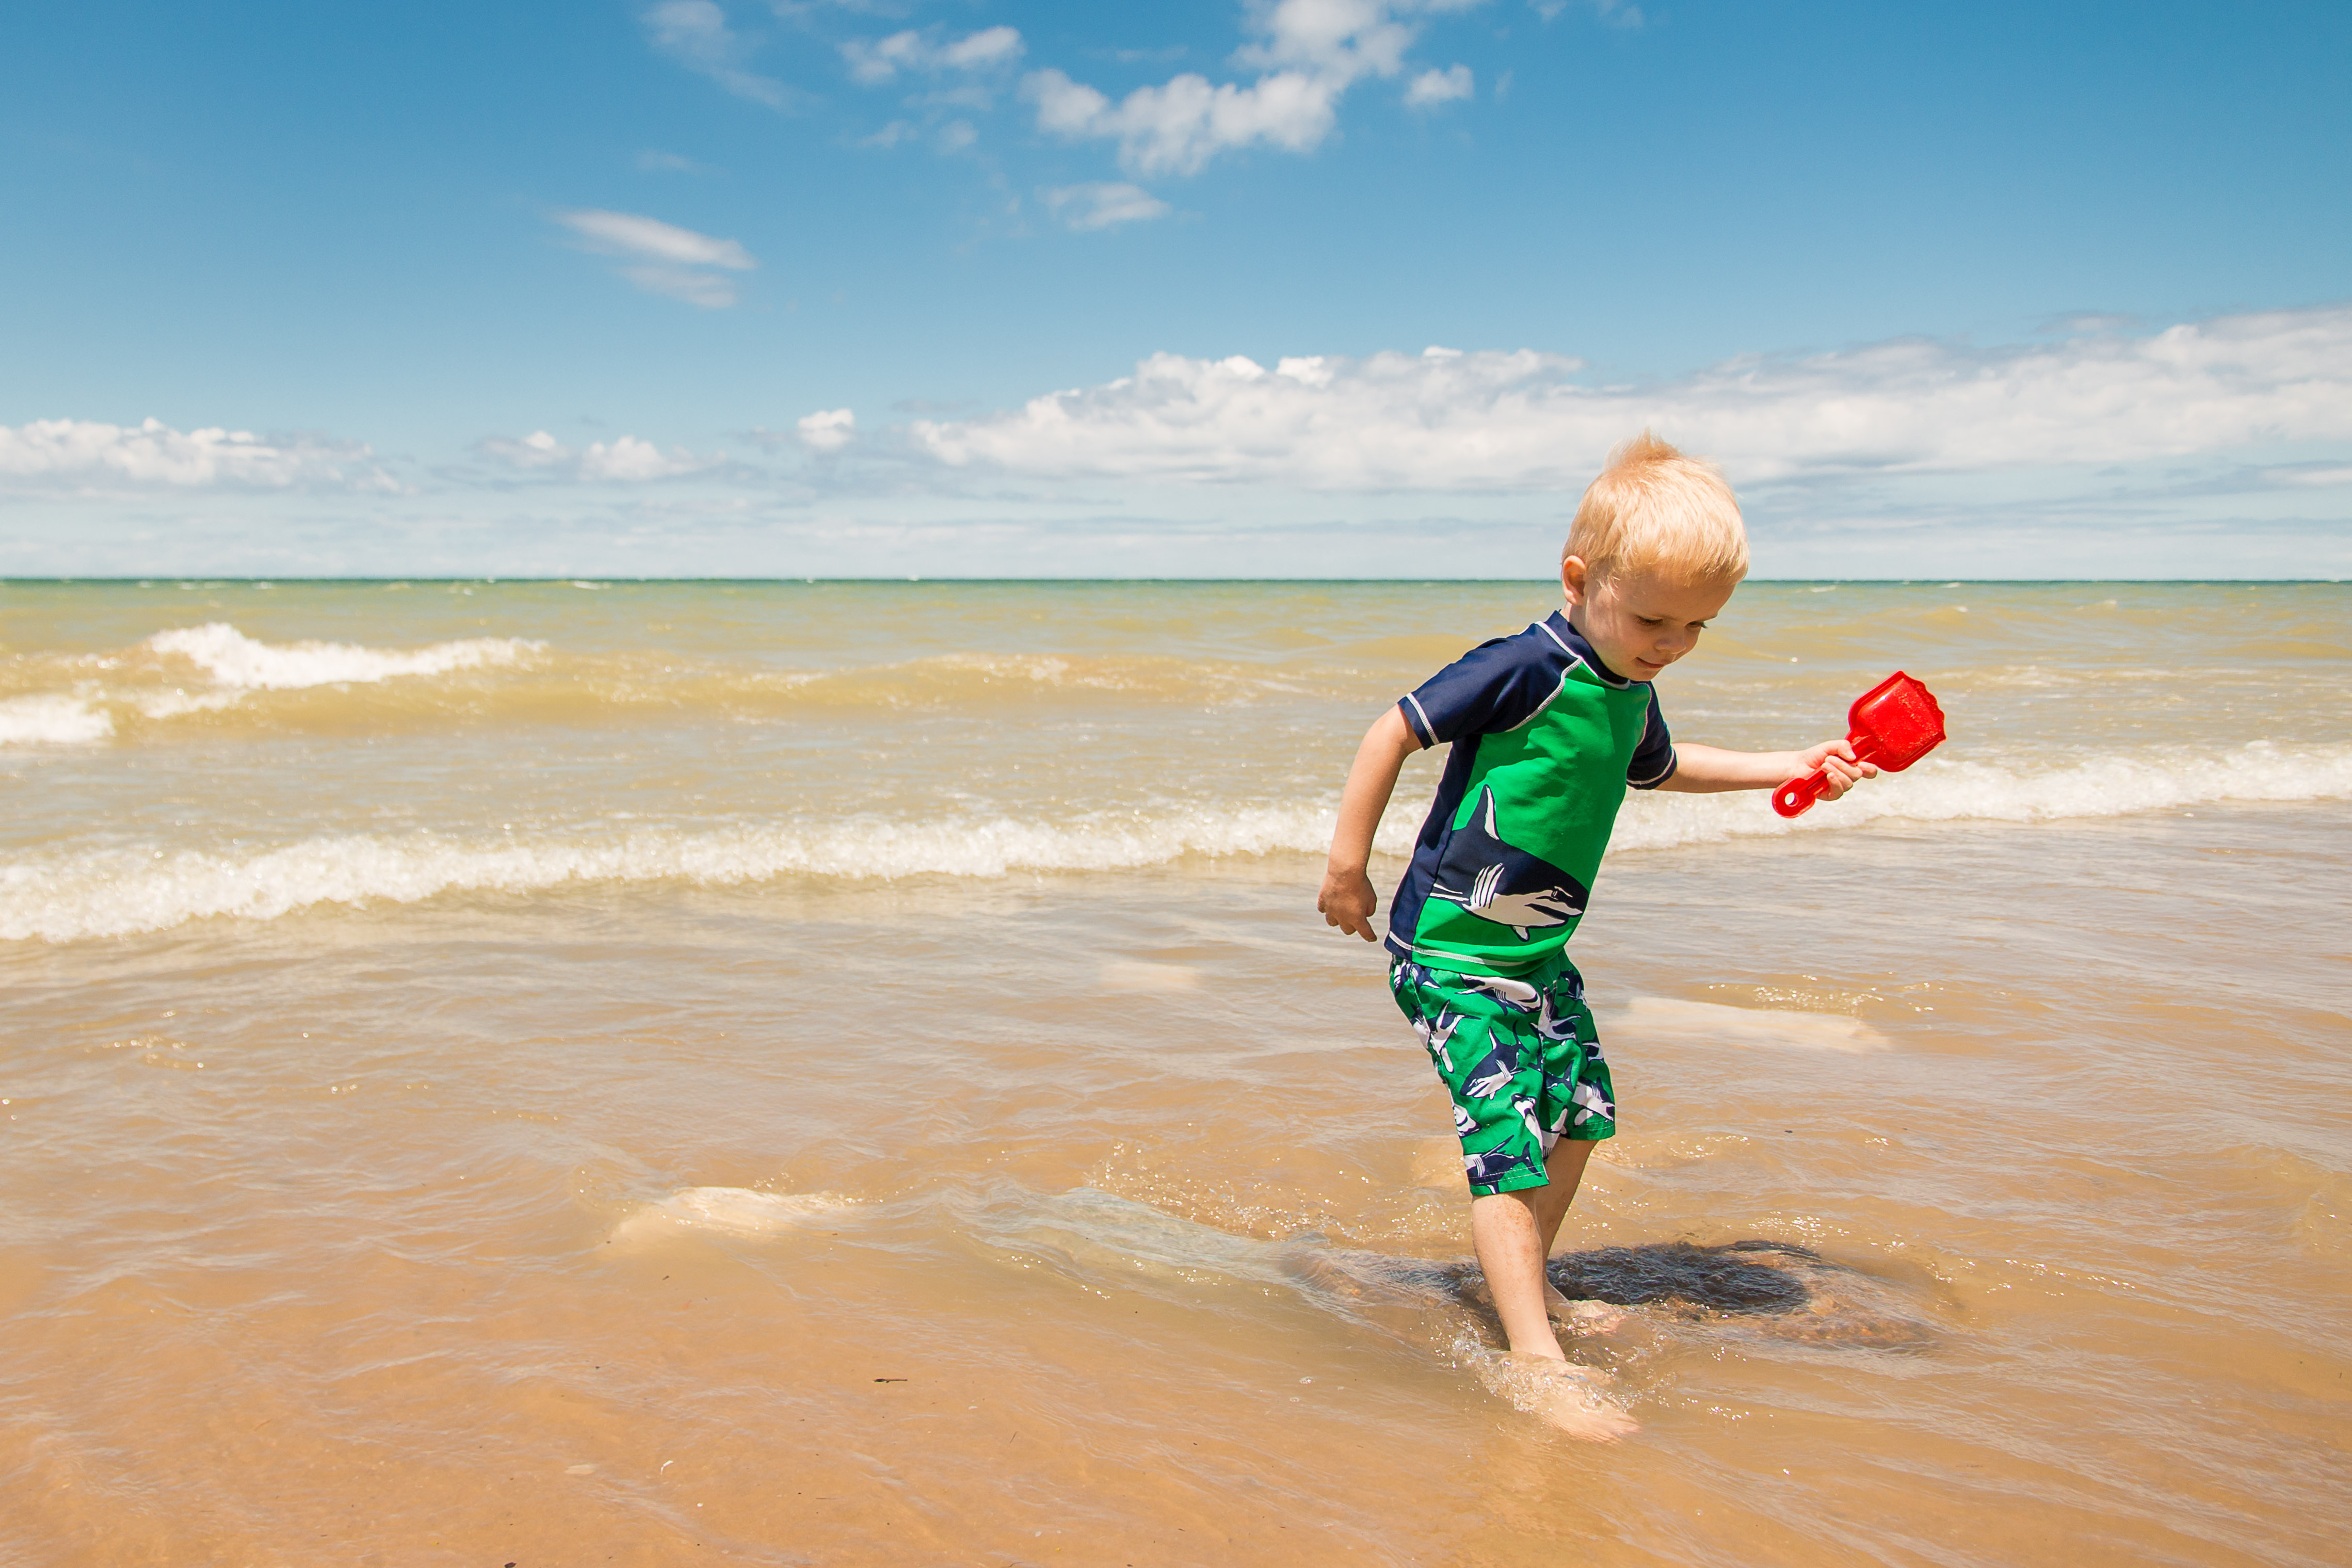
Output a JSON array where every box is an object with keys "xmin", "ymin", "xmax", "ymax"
[
  {"xmin": 1611, "ymin": 739, "xmax": 2352, "ymax": 849},
  {"xmin": 0, "ymin": 693, "xmax": 114, "ymax": 747},
  {"xmin": 0, "ymin": 807, "xmax": 1355, "ymax": 942},
  {"xmin": 1, "ymin": 625, "xmax": 550, "ymax": 733},
  {"xmin": 142, "ymin": 623, "xmax": 541, "ymax": 690},
  {"xmin": 3, "ymin": 626, "xmax": 1312, "ymax": 736},
  {"xmin": 3, "ymin": 741, "xmax": 2346, "ymax": 942}
]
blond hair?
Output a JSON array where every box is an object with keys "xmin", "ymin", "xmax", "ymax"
[{"xmin": 1565, "ymin": 431, "xmax": 1748, "ymax": 584}]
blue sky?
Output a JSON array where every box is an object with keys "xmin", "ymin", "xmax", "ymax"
[{"xmin": 3, "ymin": 0, "xmax": 2347, "ymax": 577}]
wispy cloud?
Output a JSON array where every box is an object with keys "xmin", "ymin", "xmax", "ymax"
[
  {"xmin": 626, "ymin": 268, "xmax": 744, "ymax": 308},
  {"xmin": 1022, "ymin": 66, "xmax": 1335, "ymax": 176},
  {"xmin": 478, "ymin": 430, "xmax": 719, "ymax": 482},
  {"xmin": 1024, "ymin": 1, "xmax": 1479, "ymax": 176},
  {"xmin": 796, "ymin": 409, "xmax": 857, "ymax": 451},
  {"xmin": 642, "ymin": 1, "xmax": 796, "ymax": 109},
  {"xmin": 634, "ymin": 149, "xmax": 711, "ymax": 173},
  {"xmin": 558, "ymin": 209, "xmax": 753, "ymax": 268},
  {"xmin": 1531, "ymin": 0, "xmax": 1642, "ymax": 25},
  {"xmin": 0, "ymin": 417, "xmax": 396, "ymax": 492},
  {"xmin": 1405, "ymin": 63, "xmax": 1473, "ymax": 107},
  {"xmin": 1041, "ymin": 182, "xmax": 1172, "ymax": 231},
  {"xmin": 904, "ymin": 305, "xmax": 2352, "ymax": 490},
  {"xmin": 842, "ymin": 25, "xmax": 1024, "ymax": 85},
  {"xmin": 554, "ymin": 209, "xmax": 757, "ymax": 308}
]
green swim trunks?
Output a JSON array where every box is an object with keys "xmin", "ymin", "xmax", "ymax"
[{"xmin": 1390, "ymin": 956, "xmax": 1617, "ymax": 1197}]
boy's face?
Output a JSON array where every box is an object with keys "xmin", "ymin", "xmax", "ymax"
[{"xmin": 1560, "ymin": 556, "xmax": 1737, "ymax": 683}]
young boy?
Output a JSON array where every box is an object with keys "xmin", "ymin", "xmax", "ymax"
[{"xmin": 1316, "ymin": 433, "xmax": 1875, "ymax": 1435}]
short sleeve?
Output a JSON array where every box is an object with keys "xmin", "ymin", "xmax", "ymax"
[
  {"xmin": 1626, "ymin": 687, "xmax": 1677, "ymax": 789},
  {"xmin": 1397, "ymin": 634, "xmax": 1565, "ymax": 749}
]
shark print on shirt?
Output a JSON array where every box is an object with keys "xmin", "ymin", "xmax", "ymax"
[
  {"xmin": 1386, "ymin": 610, "xmax": 1672, "ymax": 974},
  {"xmin": 1427, "ymin": 787, "xmax": 1591, "ymax": 941}
]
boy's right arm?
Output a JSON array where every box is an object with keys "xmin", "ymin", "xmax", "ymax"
[{"xmin": 1319, "ymin": 706, "xmax": 1422, "ymax": 943}]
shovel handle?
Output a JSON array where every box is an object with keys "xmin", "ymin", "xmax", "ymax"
[{"xmin": 1772, "ymin": 769, "xmax": 1830, "ymax": 819}]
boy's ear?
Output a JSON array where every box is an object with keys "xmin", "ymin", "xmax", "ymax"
[{"xmin": 1560, "ymin": 554, "xmax": 1590, "ymax": 607}]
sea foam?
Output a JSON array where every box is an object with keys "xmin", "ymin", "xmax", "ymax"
[
  {"xmin": 143, "ymin": 622, "xmax": 541, "ymax": 689},
  {"xmin": 1611, "ymin": 740, "xmax": 2352, "ymax": 851},
  {"xmin": 0, "ymin": 694, "xmax": 114, "ymax": 747},
  {"xmin": 0, "ymin": 806, "xmax": 1352, "ymax": 942},
  {"xmin": 3, "ymin": 742, "xmax": 2346, "ymax": 942}
]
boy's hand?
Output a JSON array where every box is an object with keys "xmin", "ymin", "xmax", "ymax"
[
  {"xmin": 1794, "ymin": 738, "xmax": 1879, "ymax": 802},
  {"xmin": 1319, "ymin": 865, "xmax": 1381, "ymax": 943}
]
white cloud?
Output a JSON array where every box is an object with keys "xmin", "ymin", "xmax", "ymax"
[
  {"xmin": 1024, "ymin": 67, "xmax": 1338, "ymax": 176},
  {"xmin": 0, "ymin": 417, "xmax": 395, "ymax": 491},
  {"xmin": 843, "ymin": 35, "xmax": 917, "ymax": 83},
  {"xmin": 582, "ymin": 436, "xmax": 712, "ymax": 481},
  {"xmin": 557, "ymin": 209, "xmax": 754, "ymax": 269},
  {"xmin": 1405, "ymin": 63, "xmax": 1473, "ymax": 106},
  {"xmin": 797, "ymin": 409, "xmax": 857, "ymax": 452},
  {"xmin": 843, "ymin": 25, "xmax": 1024, "ymax": 84},
  {"xmin": 554, "ymin": 209, "xmax": 756, "ymax": 308},
  {"xmin": 940, "ymin": 25, "xmax": 1025, "ymax": 69},
  {"xmin": 841, "ymin": 27, "xmax": 1023, "ymax": 158},
  {"xmin": 643, "ymin": 0, "xmax": 794, "ymax": 108},
  {"xmin": 1041, "ymin": 182, "xmax": 1172, "ymax": 231},
  {"xmin": 481, "ymin": 430, "xmax": 573, "ymax": 471},
  {"xmin": 1024, "ymin": 1, "xmax": 1478, "ymax": 176},
  {"xmin": 480, "ymin": 430, "xmax": 718, "ymax": 482},
  {"xmin": 634, "ymin": 149, "xmax": 708, "ymax": 173},
  {"xmin": 905, "ymin": 304, "xmax": 2352, "ymax": 491}
]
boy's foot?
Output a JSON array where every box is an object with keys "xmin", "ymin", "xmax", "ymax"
[
  {"xmin": 1475, "ymin": 1352, "xmax": 1639, "ymax": 1442},
  {"xmin": 1545, "ymin": 1282, "xmax": 1625, "ymax": 1333}
]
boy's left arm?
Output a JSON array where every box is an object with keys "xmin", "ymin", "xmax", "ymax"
[{"xmin": 1656, "ymin": 740, "xmax": 1877, "ymax": 800}]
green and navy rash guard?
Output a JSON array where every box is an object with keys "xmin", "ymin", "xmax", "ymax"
[{"xmin": 1387, "ymin": 611, "xmax": 1676, "ymax": 975}]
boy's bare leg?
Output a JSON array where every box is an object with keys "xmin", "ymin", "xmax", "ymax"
[
  {"xmin": 1470, "ymin": 1189, "xmax": 1562, "ymax": 1357},
  {"xmin": 1469, "ymin": 1139, "xmax": 1597, "ymax": 1357},
  {"xmin": 1524, "ymin": 1142, "xmax": 1618, "ymax": 1325},
  {"xmin": 1468, "ymin": 1139, "xmax": 1636, "ymax": 1439},
  {"xmin": 1533, "ymin": 1138, "xmax": 1594, "ymax": 1254}
]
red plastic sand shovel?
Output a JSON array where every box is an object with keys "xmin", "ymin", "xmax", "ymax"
[{"xmin": 1771, "ymin": 671, "xmax": 1948, "ymax": 819}]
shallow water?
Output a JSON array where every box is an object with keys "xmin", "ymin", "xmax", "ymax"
[{"xmin": 2, "ymin": 579, "xmax": 2347, "ymax": 1565}]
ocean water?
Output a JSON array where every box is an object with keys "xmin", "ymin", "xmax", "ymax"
[{"xmin": 1, "ymin": 578, "xmax": 2346, "ymax": 1565}]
